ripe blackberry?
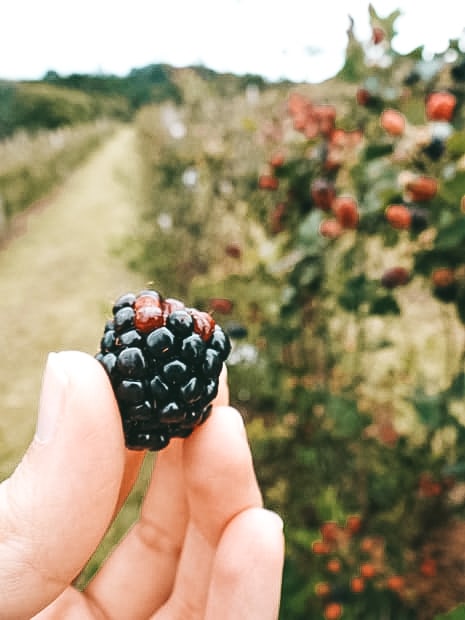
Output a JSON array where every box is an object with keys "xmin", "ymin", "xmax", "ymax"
[{"xmin": 96, "ymin": 289, "xmax": 231, "ymax": 451}]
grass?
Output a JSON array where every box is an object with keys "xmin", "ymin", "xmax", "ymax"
[{"xmin": 0, "ymin": 125, "xmax": 147, "ymax": 479}]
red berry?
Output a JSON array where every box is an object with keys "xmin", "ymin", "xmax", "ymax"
[
  {"xmin": 287, "ymin": 91, "xmax": 310, "ymax": 115},
  {"xmin": 432, "ymin": 267, "xmax": 455, "ymax": 288},
  {"xmin": 381, "ymin": 267, "xmax": 410, "ymax": 289},
  {"xmin": 346, "ymin": 515, "xmax": 362, "ymax": 535},
  {"xmin": 405, "ymin": 176, "xmax": 438, "ymax": 202},
  {"xmin": 315, "ymin": 582, "xmax": 331, "ymax": 597},
  {"xmin": 321, "ymin": 521, "xmax": 339, "ymax": 543},
  {"xmin": 387, "ymin": 575, "xmax": 405, "ymax": 591},
  {"xmin": 380, "ymin": 109, "xmax": 406, "ymax": 136},
  {"xmin": 420, "ymin": 557, "xmax": 437, "ymax": 577},
  {"xmin": 332, "ymin": 196, "xmax": 359, "ymax": 229},
  {"xmin": 270, "ymin": 202, "xmax": 287, "ymax": 234},
  {"xmin": 163, "ymin": 297, "xmax": 185, "ymax": 318},
  {"xmin": 418, "ymin": 473, "xmax": 443, "ymax": 497},
  {"xmin": 209, "ymin": 298, "xmax": 234, "ymax": 314},
  {"xmin": 134, "ymin": 292, "xmax": 163, "ymax": 310},
  {"xmin": 425, "ymin": 91, "xmax": 456, "ymax": 122},
  {"xmin": 350, "ymin": 576, "xmax": 365, "ymax": 593},
  {"xmin": 270, "ymin": 151, "xmax": 285, "ymax": 167},
  {"xmin": 326, "ymin": 558, "xmax": 342, "ymax": 574},
  {"xmin": 360, "ymin": 562, "xmax": 376, "ymax": 579},
  {"xmin": 258, "ymin": 174, "xmax": 279, "ymax": 190},
  {"xmin": 134, "ymin": 304, "xmax": 164, "ymax": 333},
  {"xmin": 225, "ymin": 242, "xmax": 242, "ymax": 259},
  {"xmin": 312, "ymin": 540, "xmax": 332, "ymax": 555},
  {"xmin": 313, "ymin": 104, "xmax": 337, "ymax": 136},
  {"xmin": 190, "ymin": 309, "xmax": 216, "ymax": 341},
  {"xmin": 324, "ymin": 602, "xmax": 343, "ymax": 620},
  {"xmin": 385, "ymin": 204, "xmax": 412, "ymax": 229},
  {"xmin": 356, "ymin": 88, "xmax": 371, "ymax": 106}
]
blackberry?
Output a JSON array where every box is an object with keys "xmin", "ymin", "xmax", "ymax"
[{"xmin": 96, "ymin": 289, "xmax": 231, "ymax": 451}]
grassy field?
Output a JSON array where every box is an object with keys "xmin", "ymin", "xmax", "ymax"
[{"xmin": 0, "ymin": 126, "xmax": 147, "ymax": 479}]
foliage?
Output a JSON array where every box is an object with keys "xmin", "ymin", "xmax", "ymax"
[
  {"xmin": 0, "ymin": 81, "xmax": 129, "ymax": 138},
  {"xmin": 131, "ymin": 68, "xmax": 285, "ymax": 301},
  {"xmin": 125, "ymin": 9, "xmax": 465, "ymax": 618},
  {"xmin": 43, "ymin": 63, "xmax": 279, "ymax": 112},
  {"xmin": 0, "ymin": 120, "xmax": 116, "ymax": 225},
  {"xmin": 242, "ymin": 7, "xmax": 465, "ymax": 619}
]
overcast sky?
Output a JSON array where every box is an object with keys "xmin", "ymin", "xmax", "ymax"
[{"xmin": 0, "ymin": 1, "xmax": 464, "ymax": 83}]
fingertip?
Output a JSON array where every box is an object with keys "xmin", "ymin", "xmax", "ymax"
[
  {"xmin": 0, "ymin": 350, "xmax": 126, "ymax": 617},
  {"xmin": 183, "ymin": 404, "xmax": 262, "ymax": 545},
  {"xmin": 206, "ymin": 507, "xmax": 285, "ymax": 620}
]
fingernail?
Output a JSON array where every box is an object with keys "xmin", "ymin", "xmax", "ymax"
[{"xmin": 35, "ymin": 353, "xmax": 69, "ymax": 444}]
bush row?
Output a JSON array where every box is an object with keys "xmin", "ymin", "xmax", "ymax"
[{"xmin": 0, "ymin": 120, "xmax": 116, "ymax": 230}]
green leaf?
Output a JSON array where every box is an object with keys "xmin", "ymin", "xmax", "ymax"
[
  {"xmin": 446, "ymin": 133, "xmax": 465, "ymax": 158},
  {"xmin": 442, "ymin": 462, "xmax": 465, "ymax": 479},
  {"xmin": 338, "ymin": 274, "xmax": 376, "ymax": 312},
  {"xmin": 297, "ymin": 210, "xmax": 324, "ymax": 245},
  {"xmin": 434, "ymin": 604, "xmax": 465, "ymax": 620},
  {"xmin": 440, "ymin": 171, "xmax": 465, "ymax": 204},
  {"xmin": 447, "ymin": 372, "xmax": 465, "ymax": 399},
  {"xmin": 370, "ymin": 295, "xmax": 400, "ymax": 315},
  {"xmin": 368, "ymin": 3, "xmax": 401, "ymax": 41},
  {"xmin": 337, "ymin": 17, "xmax": 366, "ymax": 83},
  {"xmin": 411, "ymin": 389, "xmax": 445, "ymax": 429},
  {"xmin": 456, "ymin": 285, "xmax": 465, "ymax": 326},
  {"xmin": 435, "ymin": 218, "xmax": 465, "ymax": 250},
  {"xmin": 325, "ymin": 395, "xmax": 365, "ymax": 439},
  {"xmin": 363, "ymin": 143, "xmax": 394, "ymax": 161}
]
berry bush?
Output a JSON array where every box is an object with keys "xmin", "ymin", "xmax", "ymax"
[
  {"xmin": 244, "ymin": 8, "xmax": 465, "ymax": 619},
  {"xmin": 129, "ymin": 13, "xmax": 465, "ymax": 617}
]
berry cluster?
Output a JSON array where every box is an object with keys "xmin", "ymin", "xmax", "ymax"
[{"xmin": 96, "ymin": 289, "xmax": 231, "ymax": 451}]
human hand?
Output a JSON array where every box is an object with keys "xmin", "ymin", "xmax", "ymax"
[{"xmin": 0, "ymin": 351, "xmax": 284, "ymax": 620}]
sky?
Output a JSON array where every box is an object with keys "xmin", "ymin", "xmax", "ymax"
[{"xmin": 0, "ymin": 1, "xmax": 464, "ymax": 83}]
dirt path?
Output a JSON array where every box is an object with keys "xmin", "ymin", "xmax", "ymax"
[{"xmin": 0, "ymin": 126, "xmax": 147, "ymax": 478}]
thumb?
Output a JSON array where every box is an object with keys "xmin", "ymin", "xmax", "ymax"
[{"xmin": 0, "ymin": 351, "xmax": 125, "ymax": 620}]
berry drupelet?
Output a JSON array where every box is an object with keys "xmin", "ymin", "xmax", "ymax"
[{"xmin": 96, "ymin": 289, "xmax": 231, "ymax": 451}]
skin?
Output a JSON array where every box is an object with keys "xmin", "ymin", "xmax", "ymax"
[{"xmin": 0, "ymin": 351, "xmax": 284, "ymax": 620}]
